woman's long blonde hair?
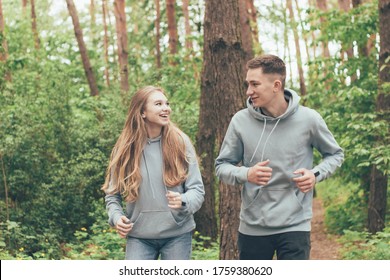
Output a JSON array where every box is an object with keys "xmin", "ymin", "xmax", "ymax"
[{"xmin": 102, "ymin": 86, "xmax": 189, "ymax": 202}]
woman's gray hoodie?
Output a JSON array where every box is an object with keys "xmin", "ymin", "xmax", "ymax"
[
  {"xmin": 105, "ymin": 134, "xmax": 205, "ymax": 239},
  {"xmin": 215, "ymin": 89, "xmax": 344, "ymax": 236}
]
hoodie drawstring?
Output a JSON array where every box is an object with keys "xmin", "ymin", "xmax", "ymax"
[{"xmin": 250, "ymin": 118, "xmax": 281, "ymax": 163}]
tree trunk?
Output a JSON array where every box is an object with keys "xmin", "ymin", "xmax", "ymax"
[
  {"xmin": 199, "ymin": 0, "xmax": 246, "ymax": 260},
  {"xmin": 316, "ymin": 0, "xmax": 330, "ymax": 58},
  {"xmin": 283, "ymin": 3, "xmax": 294, "ymax": 88},
  {"xmin": 0, "ymin": 0, "xmax": 8, "ymax": 62},
  {"xmin": 368, "ymin": 0, "xmax": 390, "ymax": 234},
  {"xmin": 245, "ymin": 0, "xmax": 261, "ymax": 53},
  {"xmin": 294, "ymin": 0, "xmax": 311, "ymax": 64},
  {"xmin": 308, "ymin": 0, "xmax": 318, "ymax": 59},
  {"xmin": 287, "ymin": 0, "xmax": 307, "ymax": 97},
  {"xmin": 239, "ymin": 0, "xmax": 254, "ymax": 70},
  {"xmin": 182, "ymin": 0, "xmax": 193, "ymax": 51},
  {"xmin": 66, "ymin": 0, "xmax": 99, "ymax": 96},
  {"xmin": 90, "ymin": 0, "xmax": 96, "ymax": 44},
  {"xmin": 102, "ymin": 0, "xmax": 110, "ymax": 86},
  {"xmin": 337, "ymin": 0, "xmax": 357, "ymax": 83},
  {"xmin": 22, "ymin": 0, "xmax": 28, "ymax": 14},
  {"xmin": 155, "ymin": 0, "xmax": 162, "ymax": 68},
  {"xmin": 0, "ymin": 0, "xmax": 10, "ymax": 81},
  {"xmin": 166, "ymin": 0, "xmax": 178, "ymax": 58},
  {"xmin": 113, "ymin": 0, "xmax": 129, "ymax": 93},
  {"xmin": 30, "ymin": 0, "xmax": 40, "ymax": 49}
]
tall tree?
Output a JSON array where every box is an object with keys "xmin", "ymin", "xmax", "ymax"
[
  {"xmin": 239, "ymin": 0, "xmax": 254, "ymax": 68},
  {"xmin": 113, "ymin": 0, "xmax": 129, "ymax": 92},
  {"xmin": 182, "ymin": 0, "xmax": 193, "ymax": 51},
  {"xmin": 294, "ymin": 0, "xmax": 311, "ymax": 64},
  {"xmin": 197, "ymin": 0, "xmax": 246, "ymax": 259},
  {"xmin": 367, "ymin": 0, "xmax": 389, "ymax": 234},
  {"xmin": 22, "ymin": 0, "xmax": 28, "ymax": 14},
  {"xmin": 245, "ymin": 0, "xmax": 260, "ymax": 53},
  {"xmin": 166, "ymin": 0, "xmax": 179, "ymax": 59},
  {"xmin": 287, "ymin": 0, "xmax": 307, "ymax": 96},
  {"xmin": 316, "ymin": 0, "xmax": 330, "ymax": 58},
  {"xmin": 66, "ymin": 0, "xmax": 99, "ymax": 96},
  {"xmin": 30, "ymin": 0, "xmax": 40, "ymax": 49},
  {"xmin": 0, "ymin": 0, "xmax": 8, "ymax": 62},
  {"xmin": 155, "ymin": 0, "xmax": 162, "ymax": 68},
  {"xmin": 102, "ymin": 0, "xmax": 110, "ymax": 86},
  {"xmin": 90, "ymin": 0, "xmax": 96, "ymax": 44},
  {"xmin": 0, "ymin": 0, "xmax": 10, "ymax": 81},
  {"xmin": 337, "ymin": 0, "xmax": 356, "ymax": 83}
]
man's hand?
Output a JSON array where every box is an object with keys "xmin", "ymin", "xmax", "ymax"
[
  {"xmin": 292, "ymin": 169, "xmax": 316, "ymax": 193},
  {"xmin": 247, "ymin": 160, "xmax": 272, "ymax": 186}
]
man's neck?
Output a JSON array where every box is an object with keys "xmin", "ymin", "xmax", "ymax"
[{"xmin": 261, "ymin": 98, "xmax": 289, "ymax": 118}]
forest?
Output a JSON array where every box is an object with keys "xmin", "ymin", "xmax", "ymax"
[{"xmin": 0, "ymin": 0, "xmax": 389, "ymax": 260}]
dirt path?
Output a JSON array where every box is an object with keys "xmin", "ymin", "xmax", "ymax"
[{"xmin": 310, "ymin": 198, "xmax": 342, "ymax": 260}]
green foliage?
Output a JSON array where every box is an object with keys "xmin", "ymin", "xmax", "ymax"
[
  {"xmin": 317, "ymin": 178, "xmax": 367, "ymax": 235},
  {"xmin": 339, "ymin": 228, "xmax": 390, "ymax": 260},
  {"xmin": 191, "ymin": 231, "xmax": 219, "ymax": 260},
  {"xmin": 62, "ymin": 200, "xmax": 125, "ymax": 260}
]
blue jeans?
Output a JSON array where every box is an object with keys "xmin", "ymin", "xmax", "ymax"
[{"xmin": 125, "ymin": 232, "xmax": 192, "ymax": 260}]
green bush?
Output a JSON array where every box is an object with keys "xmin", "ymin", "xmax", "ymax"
[{"xmin": 339, "ymin": 228, "xmax": 390, "ymax": 260}]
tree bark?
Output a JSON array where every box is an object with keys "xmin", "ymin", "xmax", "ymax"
[
  {"xmin": 337, "ymin": 0, "xmax": 356, "ymax": 83},
  {"xmin": 155, "ymin": 0, "xmax": 162, "ymax": 68},
  {"xmin": 22, "ymin": 0, "xmax": 28, "ymax": 14},
  {"xmin": 30, "ymin": 0, "xmax": 40, "ymax": 49},
  {"xmin": 102, "ymin": 0, "xmax": 110, "ymax": 86},
  {"xmin": 295, "ymin": 0, "xmax": 311, "ymax": 64},
  {"xmin": 0, "ymin": 0, "xmax": 8, "ymax": 62},
  {"xmin": 166, "ymin": 0, "xmax": 178, "ymax": 58},
  {"xmin": 287, "ymin": 0, "xmax": 307, "ymax": 96},
  {"xmin": 316, "ymin": 0, "xmax": 330, "ymax": 58},
  {"xmin": 245, "ymin": 0, "xmax": 261, "ymax": 53},
  {"xmin": 239, "ymin": 0, "xmax": 254, "ymax": 70},
  {"xmin": 90, "ymin": 0, "xmax": 96, "ymax": 44},
  {"xmin": 0, "ymin": 0, "xmax": 11, "ymax": 81},
  {"xmin": 66, "ymin": 0, "xmax": 99, "ymax": 96},
  {"xmin": 182, "ymin": 0, "xmax": 193, "ymax": 51},
  {"xmin": 368, "ymin": 0, "xmax": 389, "ymax": 234},
  {"xmin": 198, "ymin": 0, "xmax": 246, "ymax": 260},
  {"xmin": 113, "ymin": 0, "xmax": 129, "ymax": 93}
]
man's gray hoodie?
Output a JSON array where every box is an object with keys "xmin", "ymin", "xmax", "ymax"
[
  {"xmin": 215, "ymin": 89, "xmax": 344, "ymax": 236},
  {"xmin": 105, "ymin": 134, "xmax": 205, "ymax": 239}
]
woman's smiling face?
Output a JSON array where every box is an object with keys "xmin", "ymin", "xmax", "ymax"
[{"xmin": 142, "ymin": 91, "xmax": 172, "ymax": 135}]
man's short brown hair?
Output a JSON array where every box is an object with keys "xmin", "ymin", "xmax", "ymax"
[{"xmin": 246, "ymin": 54, "xmax": 286, "ymax": 88}]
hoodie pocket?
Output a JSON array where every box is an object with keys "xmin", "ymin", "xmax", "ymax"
[
  {"xmin": 131, "ymin": 210, "xmax": 186, "ymax": 239},
  {"xmin": 242, "ymin": 186, "xmax": 304, "ymax": 228}
]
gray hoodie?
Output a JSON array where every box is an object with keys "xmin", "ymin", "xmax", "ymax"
[
  {"xmin": 105, "ymin": 133, "xmax": 205, "ymax": 239},
  {"xmin": 215, "ymin": 89, "xmax": 344, "ymax": 236}
]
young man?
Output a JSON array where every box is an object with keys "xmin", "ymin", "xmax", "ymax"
[{"xmin": 215, "ymin": 54, "xmax": 344, "ymax": 260}]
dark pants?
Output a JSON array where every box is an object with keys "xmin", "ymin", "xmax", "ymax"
[{"xmin": 238, "ymin": 231, "xmax": 311, "ymax": 260}]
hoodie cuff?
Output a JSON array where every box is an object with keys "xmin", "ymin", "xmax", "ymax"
[
  {"xmin": 110, "ymin": 212, "xmax": 124, "ymax": 227},
  {"xmin": 237, "ymin": 166, "xmax": 250, "ymax": 184},
  {"xmin": 311, "ymin": 168, "xmax": 321, "ymax": 182}
]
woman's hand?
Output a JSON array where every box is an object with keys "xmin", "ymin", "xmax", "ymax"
[
  {"xmin": 115, "ymin": 216, "xmax": 133, "ymax": 238},
  {"xmin": 166, "ymin": 191, "xmax": 183, "ymax": 209}
]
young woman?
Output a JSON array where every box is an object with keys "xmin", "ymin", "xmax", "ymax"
[{"xmin": 102, "ymin": 86, "xmax": 205, "ymax": 260}]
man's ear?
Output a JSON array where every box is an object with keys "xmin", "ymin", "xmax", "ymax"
[{"xmin": 274, "ymin": 79, "xmax": 282, "ymax": 92}]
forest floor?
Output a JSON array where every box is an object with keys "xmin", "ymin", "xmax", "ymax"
[{"xmin": 310, "ymin": 197, "xmax": 342, "ymax": 260}]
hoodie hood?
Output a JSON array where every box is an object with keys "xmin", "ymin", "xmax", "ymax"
[{"xmin": 247, "ymin": 88, "xmax": 301, "ymax": 121}]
